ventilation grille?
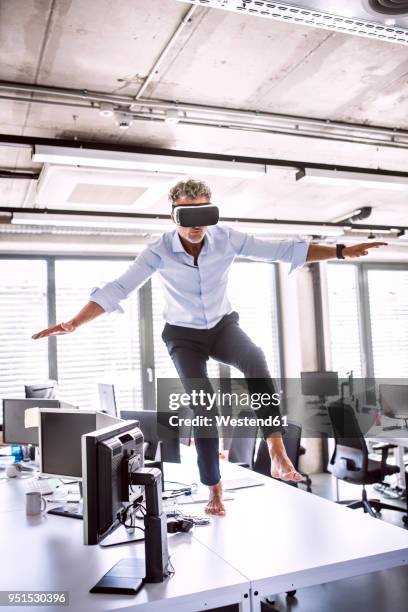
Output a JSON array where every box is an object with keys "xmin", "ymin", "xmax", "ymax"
[{"xmin": 179, "ymin": 0, "xmax": 408, "ymax": 44}]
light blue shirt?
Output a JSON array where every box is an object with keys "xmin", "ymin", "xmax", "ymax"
[{"xmin": 90, "ymin": 224, "xmax": 309, "ymax": 330}]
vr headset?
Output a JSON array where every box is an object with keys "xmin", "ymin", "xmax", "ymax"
[{"xmin": 173, "ymin": 204, "xmax": 219, "ymax": 227}]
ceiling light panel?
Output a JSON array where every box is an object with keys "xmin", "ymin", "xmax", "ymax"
[
  {"xmin": 296, "ymin": 168, "xmax": 408, "ymax": 191},
  {"xmin": 32, "ymin": 146, "xmax": 266, "ymax": 179}
]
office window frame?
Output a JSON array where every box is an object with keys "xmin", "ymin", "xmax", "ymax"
[{"xmin": 323, "ymin": 261, "xmax": 408, "ymax": 400}]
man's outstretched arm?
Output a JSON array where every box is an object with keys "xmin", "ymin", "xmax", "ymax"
[
  {"xmin": 306, "ymin": 241, "xmax": 387, "ymax": 262},
  {"xmin": 32, "ymin": 301, "xmax": 105, "ymax": 339}
]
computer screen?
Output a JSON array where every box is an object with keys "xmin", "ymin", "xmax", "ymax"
[
  {"xmin": 121, "ymin": 409, "xmax": 181, "ymax": 463},
  {"xmin": 97, "ymin": 383, "xmax": 117, "ymax": 417},
  {"xmin": 2, "ymin": 398, "xmax": 61, "ymax": 445},
  {"xmin": 301, "ymin": 371, "xmax": 339, "ymax": 397},
  {"xmin": 39, "ymin": 410, "xmax": 97, "ymax": 479},
  {"xmin": 39, "ymin": 409, "xmax": 123, "ymax": 480},
  {"xmin": 379, "ymin": 384, "xmax": 408, "ymax": 418},
  {"xmin": 25, "ymin": 380, "xmax": 59, "ymax": 400}
]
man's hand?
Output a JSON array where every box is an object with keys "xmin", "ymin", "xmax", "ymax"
[
  {"xmin": 266, "ymin": 433, "xmax": 304, "ymax": 483},
  {"xmin": 32, "ymin": 321, "xmax": 76, "ymax": 340},
  {"xmin": 343, "ymin": 242, "xmax": 387, "ymax": 258}
]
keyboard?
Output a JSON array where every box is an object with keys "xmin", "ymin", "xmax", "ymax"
[{"xmin": 27, "ymin": 478, "xmax": 62, "ymax": 496}]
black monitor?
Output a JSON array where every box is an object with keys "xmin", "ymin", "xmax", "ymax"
[
  {"xmin": 301, "ymin": 371, "xmax": 339, "ymax": 398},
  {"xmin": 379, "ymin": 384, "xmax": 408, "ymax": 421},
  {"xmin": 97, "ymin": 383, "xmax": 118, "ymax": 418},
  {"xmin": 2, "ymin": 398, "xmax": 61, "ymax": 446},
  {"xmin": 82, "ymin": 420, "xmax": 144, "ymax": 546},
  {"xmin": 39, "ymin": 409, "xmax": 121, "ymax": 480},
  {"xmin": 25, "ymin": 380, "xmax": 59, "ymax": 400},
  {"xmin": 121, "ymin": 409, "xmax": 181, "ymax": 463}
]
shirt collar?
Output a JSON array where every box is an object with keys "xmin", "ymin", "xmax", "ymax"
[{"xmin": 171, "ymin": 228, "xmax": 214, "ymax": 254}]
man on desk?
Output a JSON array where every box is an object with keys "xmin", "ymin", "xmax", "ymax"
[{"xmin": 32, "ymin": 179, "xmax": 386, "ymax": 516}]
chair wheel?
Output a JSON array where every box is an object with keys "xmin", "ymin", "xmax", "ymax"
[
  {"xmin": 403, "ymin": 515, "xmax": 408, "ymax": 525},
  {"xmin": 286, "ymin": 590, "xmax": 297, "ymax": 597}
]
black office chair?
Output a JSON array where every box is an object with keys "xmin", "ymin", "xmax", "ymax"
[
  {"xmin": 228, "ymin": 408, "xmax": 258, "ymax": 468},
  {"xmin": 327, "ymin": 400, "xmax": 407, "ymax": 521},
  {"xmin": 253, "ymin": 420, "xmax": 311, "ymax": 490}
]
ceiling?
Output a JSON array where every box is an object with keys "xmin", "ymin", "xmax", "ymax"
[{"xmin": 1, "ymin": 0, "xmax": 408, "ymax": 243}]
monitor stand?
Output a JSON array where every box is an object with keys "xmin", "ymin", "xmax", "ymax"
[
  {"xmin": 90, "ymin": 557, "xmax": 145, "ymax": 594},
  {"xmin": 47, "ymin": 482, "xmax": 83, "ymax": 520}
]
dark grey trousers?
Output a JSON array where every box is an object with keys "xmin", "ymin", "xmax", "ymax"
[{"xmin": 161, "ymin": 311, "xmax": 282, "ymax": 485}]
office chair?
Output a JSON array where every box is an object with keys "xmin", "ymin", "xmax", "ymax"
[
  {"xmin": 327, "ymin": 401, "xmax": 407, "ymax": 521},
  {"xmin": 253, "ymin": 420, "xmax": 312, "ymax": 491},
  {"xmin": 228, "ymin": 408, "xmax": 258, "ymax": 468}
]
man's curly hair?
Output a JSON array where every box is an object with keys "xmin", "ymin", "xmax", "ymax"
[{"xmin": 168, "ymin": 179, "xmax": 211, "ymax": 205}]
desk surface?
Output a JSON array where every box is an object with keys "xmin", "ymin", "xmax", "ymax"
[
  {"xmin": 0, "ymin": 477, "xmax": 250, "ymax": 612},
  {"xmin": 165, "ymin": 448, "xmax": 408, "ymax": 595}
]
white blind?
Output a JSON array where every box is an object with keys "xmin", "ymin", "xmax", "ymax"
[
  {"xmin": 55, "ymin": 260, "xmax": 142, "ymax": 411},
  {"xmin": 326, "ymin": 263, "xmax": 363, "ymax": 377},
  {"xmin": 227, "ymin": 261, "xmax": 281, "ymax": 379},
  {"xmin": 151, "ymin": 276, "xmax": 220, "ymax": 380},
  {"xmin": 367, "ymin": 269, "xmax": 408, "ymax": 378},
  {"xmin": 0, "ymin": 259, "xmax": 49, "ymax": 401}
]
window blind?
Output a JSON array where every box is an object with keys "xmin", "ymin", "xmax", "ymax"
[
  {"xmin": 326, "ymin": 263, "xmax": 363, "ymax": 378},
  {"xmin": 227, "ymin": 261, "xmax": 281, "ymax": 380},
  {"xmin": 367, "ymin": 269, "xmax": 408, "ymax": 378},
  {"xmin": 0, "ymin": 259, "xmax": 49, "ymax": 402},
  {"xmin": 55, "ymin": 260, "xmax": 142, "ymax": 411}
]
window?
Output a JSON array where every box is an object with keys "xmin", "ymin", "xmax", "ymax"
[
  {"xmin": 55, "ymin": 260, "xmax": 142, "ymax": 411},
  {"xmin": 367, "ymin": 268, "xmax": 408, "ymax": 378},
  {"xmin": 227, "ymin": 262, "xmax": 281, "ymax": 379},
  {"xmin": 326, "ymin": 263, "xmax": 408, "ymax": 381},
  {"xmin": 0, "ymin": 259, "xmax": 49, "ymax": 400},
  {"xmin": 326, "ymin": 263, "xmax": 363, "ymax": 378}
]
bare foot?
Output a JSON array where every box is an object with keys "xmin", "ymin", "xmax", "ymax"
[
  {"xmin": 270, "ymin": 453, "xmax": 304, "ymax": 482},
  {"xmin": 205, "ymin": 480, "xmax": 226, "ymax": 516},
  {"xmin": 267, "ymin": 434, "xmax": 305, "ymax": 483}
]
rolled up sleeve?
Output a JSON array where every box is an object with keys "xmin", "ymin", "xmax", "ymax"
[
  {"xmin": 90, "ymin": 247, "xmax": 160, "ymax": 314},
  {"xmin": 228, "ymin": 226, "xmax": 309, "ymax": 273}
]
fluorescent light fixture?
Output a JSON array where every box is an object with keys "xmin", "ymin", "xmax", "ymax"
[
  {"xmin": 11, "ymin": 212, "xmax": 172, "ymax": 232},
  {"xmin": 32, "ymin": 146, "xmax": 266, "ymax": 179},
  {"xmin": 297, "ymin": 168, "xmax": 408, "ymax": 191},
  {"xmin": 228, "ymin": 222, "xmax": 345, "ymax": 237}
]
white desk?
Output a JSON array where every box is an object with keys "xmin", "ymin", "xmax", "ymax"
[
  {"xmin": 0, "ymin": 477, "xmax": 251, "ymax": 612},
  {"xmin": 164, "ymin": 449, "xmax": 408, "ymax": 612}
]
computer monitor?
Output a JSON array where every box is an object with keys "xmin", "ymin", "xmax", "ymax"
[
  {"xmin": 97, "ymin": 383, "xmax": 118, "ymax": 417},
  {"xmin": 379, "ymin": 384, "xmax": 408, "ymax": 422},
  {"xmin": 39, "ymin": 409, "xmax": 122, "ymax": 480},
  {"xmin": 301, "ymin": 371, "xmax": 339, "ymax": 398},
  {"xmin": 121, "ymin": 409, "xmax": 181, "ymax": 463},
  {"xmin": 25, "ymin": 380, "xmax": 59, "ymax": 400},
  {"xmin": 2, "ymin": 398, "xmax": 61, "ymax": 446},
  {"xmin": 82, "ymin": 420, "xmax": 144, "ymax": 545}
]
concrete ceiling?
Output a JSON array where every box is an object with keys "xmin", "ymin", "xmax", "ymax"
[{"xmin": 1, "ymin": 0, "xmax": 408, "ymax": 229}]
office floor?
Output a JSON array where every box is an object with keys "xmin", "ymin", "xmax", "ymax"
[{"xmin": 262, "ymin": 472, "xmax": 408, "ymax": 612}]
